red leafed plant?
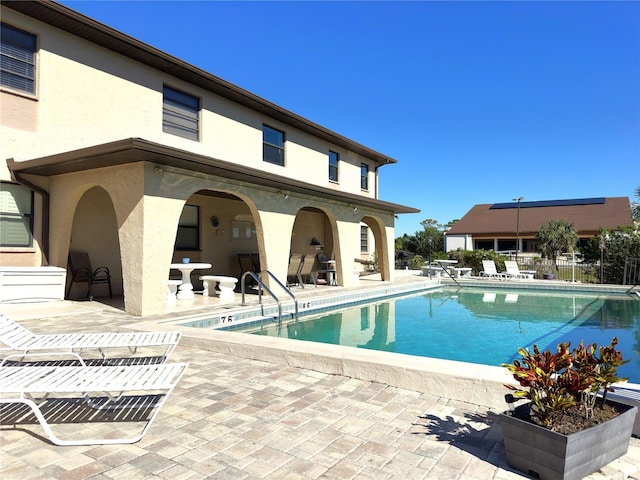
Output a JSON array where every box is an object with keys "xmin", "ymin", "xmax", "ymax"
[{"xmin": 502, "ymin": 337, "xmax": 628, "ymax": 430}]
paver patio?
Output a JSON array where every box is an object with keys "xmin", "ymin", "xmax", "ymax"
[{"xmin": 1, "ymin": 283, "xmax": 639, "ymax": 479}]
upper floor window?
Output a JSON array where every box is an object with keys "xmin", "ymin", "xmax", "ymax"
[
  {"xmin": 1, "ymin": 23, "xmax": 37, "ymax": 94},
  {"xmin": 263, "ymin": 125, "xmax": 285, "ymax": 165},
  {"xmin": 0, "ymin": 182, "xmax": 33, "ymax": 247},
  {"xmin": 175, "ymin": 204, "xmax": 200, "ymax": 250},
  {"xmin": 328, "ymin": 151, "xmax": 339, "ymax": 182},
  {"xmin": 360, "ymin": 163, "xmax": 369, "ymax": 190},
  {"xmin": 163, "ymin": 85, "xmax": 199, "ymax": 141}
]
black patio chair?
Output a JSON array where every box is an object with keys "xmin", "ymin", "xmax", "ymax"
[{"xmin": 66, "ymin": 251, "xmax": 112, "ymax": 300}]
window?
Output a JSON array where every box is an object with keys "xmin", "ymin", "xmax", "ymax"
[
  {"xmin": 360, "ymin": 225, "xmax": 368, "ymax": 253},
  {"xmin": 360, "ymin": 163, "xmax": 369, "ymax": 190},
  {"xmin": 497, "ymin": 239, "xmax": 516, "ymax": 252},
  {"xmin": 1, "ymin": 23, "xmax": 37, "ymax": 94},
  {"xmin": 474, "ymin": 240, "xmax": 494, "ymax": 251},
  {"xmin": 0, "ymin": 182, "xmax": 33, "ymax": 247},
  {"xmin": 263, "ymin": 125, "xmax": 285, "ymax": 165},
  {"xmin": 163, "ymin": 85, "xmax": 199, "ymax": 140},
  {"xmin": 175, "ymin": 204, "xmax": 199, "ymax": 250},
  {"xmin": 328, "ymin": 151, "xmax": 339, "ymax": 182}
]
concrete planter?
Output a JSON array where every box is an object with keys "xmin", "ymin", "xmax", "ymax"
[{"xmin": 500, "ymin": 401, "xmax": 637, "ymax": 480}]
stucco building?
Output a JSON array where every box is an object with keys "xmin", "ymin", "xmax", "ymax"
[
  {"xmin": 0, "ymin": 1, "xmax": 418, "ymax": 315},
  {"xmin": 444, "ymin": 197, "xmax": 632, "ymax": 254}
]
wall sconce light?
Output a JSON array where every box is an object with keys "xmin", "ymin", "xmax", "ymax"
[
  {"xmin": 278, "ymin": 191, "xmax": 289, "ymax": 199},
  {"xmin": 310, "ymin": 237, "xmax": 323, "ymax": 250}
]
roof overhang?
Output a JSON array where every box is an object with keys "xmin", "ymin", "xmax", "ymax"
[
  {"xmin": 3, "ymin": 0, "xmax": 397, "ymax": 166},
  {"xmin": 7, "ymin": 138, "xmax": 419, "ymax": 215}
]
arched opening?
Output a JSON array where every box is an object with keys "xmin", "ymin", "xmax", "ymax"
[
  {"xmin": 172, "ymin": 190, "xmax": 261, "ymax": 292},
  {"xmin": 66, "ymin": 186, "xmax": 121, "ymax": 299},
  {"xmin": 289, "ymin": 207, "xmax": 336, "ymax": 287},
  {"xmin": 358, "ymin": 215, "xmax": 389, "ymax": 281}
]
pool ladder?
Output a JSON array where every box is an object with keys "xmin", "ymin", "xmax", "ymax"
[{"xmin": 240, "ymin": 270, "xmax": 299, "ymax": 323}]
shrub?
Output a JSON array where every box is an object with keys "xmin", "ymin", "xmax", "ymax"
[
  {"xmin": 502, "ymin": 337, "xmax": 627, "ymax": 430},
  {"xmin": 409, "ymin": 255, "xmax": 424, "ymax": 270},
  {"xmin": 447, "ymin": 249, "xmax": 507, "ymax": 275}
]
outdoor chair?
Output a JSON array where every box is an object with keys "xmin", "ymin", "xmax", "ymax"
[
  {"xmin": 286, "ymin": 253, "xmax": 305, "ymax": 287},
  {"xmin": 0, "ymin": 313, "xmax": 181, "ymax": 366},
  {"xmin": 238, "ymin": 253, "xmax": 258, "ymax": 286},
  {"xmin": 66, "ymin": 251, "xmax": 112, "ymax": 300},
  {"xmin": 480, "ymin": 260, "xmax": 509, "ymax": 280},
  {"xmin": 504, "ymin": 261, "xmax": 531, "ymax": 280},
  {"xmin": 298, "ymin": 254, "xmax": 317, "ymax": 288},
  {"xmin": 0, "ymin": 362, "xmax": 188, "ymax": 445}
]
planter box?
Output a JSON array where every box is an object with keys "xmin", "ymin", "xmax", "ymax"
[{"xmin": 500, "ymin": 401, "xmax": 637, "ymax": 480}]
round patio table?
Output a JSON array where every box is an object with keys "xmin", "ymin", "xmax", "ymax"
[{"xmin": 170, "ymin": 263, "xmax": 211, "ymax": 300}]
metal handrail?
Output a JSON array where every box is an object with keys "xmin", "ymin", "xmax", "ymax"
[
  {"xmin": 260, "ymin": 270, "xmax": 299, "ymax": 321},
  {"xmin": 240, "ymin": 270, "xmax": 298, "ymax": 322}
]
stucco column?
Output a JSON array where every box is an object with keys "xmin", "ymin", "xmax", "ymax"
[
  {"xmin": 380, "ymin": 223, "xmax": 395, "ymax": 282},
  {"xmin": 335, "ymin": 220, "xmax": 360, "ymax": 287},
  {"xmin": 256, "ymin": 211, "xmax": 295, "ymax": 286},
  {"xmin": 119, "ymin": 194, "xmax": 184, "ymax": 316}
]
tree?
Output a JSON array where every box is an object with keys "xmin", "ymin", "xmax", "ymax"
[
  {"xmin": 536, "ymin": 219, "xmax": 578, "ymax": 273},
  {"xmin": 598, "ymin": 226, "xmax": 640, "ymax": 284},
  {"xmin": 395, "ymin": 218, "xmax": 459, "ymax": 260},
  {"xmin": 632, "ymin": 186, "xmax": 640, "ymax": 222}
]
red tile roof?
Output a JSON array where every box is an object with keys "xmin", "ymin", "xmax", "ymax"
[{"xmin": 446, "ymin": 197, "xmax": 632, "ymax": 237}]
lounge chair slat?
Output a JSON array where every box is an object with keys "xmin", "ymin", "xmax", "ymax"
[
  {"xmin": 1, "ymin": 313, "xmax": 181, "ymax": 364},
  {"xmin": 0, "ymin": 363, "xmax": 187, "ymax": 445}
]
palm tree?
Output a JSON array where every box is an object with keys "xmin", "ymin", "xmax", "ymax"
[
  {"xmin": 536, "ymin": 219, "xmax": 579, "ymax": 273},
  {"xmin": 633, "ymin": 186, "xmax": 640, "ymax": 222}
]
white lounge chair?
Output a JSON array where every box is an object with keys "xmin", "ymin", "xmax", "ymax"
[
  {"xmin": 480, "ymin": 260, "xmax": 509, "ymax": 280},
  {"xmin": 0, "ymin": 362, "xmax": 187, "ymax": 445},
  {"xmin": 504, "ymin": 261, "xmax": 531, "ymax": 280},
  {"xmin": 0, "ymin": 313, "xmax": 181, "ymax": 366}
]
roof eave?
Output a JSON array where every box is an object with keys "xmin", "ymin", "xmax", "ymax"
[{"xmin": 6, "ymin": 138, "xmax": 418, "ymax": 215}]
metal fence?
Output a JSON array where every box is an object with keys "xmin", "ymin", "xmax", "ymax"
[{"xmin": 515, "ymin": 258, "xmax": 600, "ymax": 283}]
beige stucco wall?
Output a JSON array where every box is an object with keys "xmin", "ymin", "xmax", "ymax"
[
  {"xmin": 1, "ymin": 7, "xmax": 381, "ymax": 198},
  {"xmin": 0, "ymin": 5, "xmax": 399, "ymax": 314}
]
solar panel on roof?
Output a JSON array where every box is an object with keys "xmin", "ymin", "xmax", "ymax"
[{"xmin": 490, "ymin": 198, "xmax": 606, "ymax": 210}]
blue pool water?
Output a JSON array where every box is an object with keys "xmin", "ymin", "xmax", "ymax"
[{"xmin": 238, "ymin": 288, "xmax": 640, "ymax": 382}]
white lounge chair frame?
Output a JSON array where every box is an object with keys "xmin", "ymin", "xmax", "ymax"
[
  {"xmin": 479, "ymin": 260, "xmax": 509, "ymax": 280},
  {"xmin": 0, "ymin": 362, "xmax": 188, "ymax": 445},
  {"xmin": 504, "ymin": 261, "xmax": 531, "ymax": 280},
  {"xmin": 1, "ymin": 314, "xmax": 181, "ymax": 366}
]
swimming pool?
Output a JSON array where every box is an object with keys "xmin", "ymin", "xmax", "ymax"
[{"xmin": 233, "ymin": 287, "xmax": 640, "ymax": 383}]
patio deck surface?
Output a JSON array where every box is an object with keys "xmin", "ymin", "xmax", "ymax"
[{"xmin": 1, "ymin": 272, "xmax": 639, "ymax": 479}]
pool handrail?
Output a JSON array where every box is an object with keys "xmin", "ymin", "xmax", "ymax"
[{"xmin": 240, "ymin": 270, "xmax": 299, "ymax": 323}]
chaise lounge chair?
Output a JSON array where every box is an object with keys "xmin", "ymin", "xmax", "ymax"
[
  {"xmin": 0, "ymin": 313, "xmax": 181, "ymax": 366},
  {"xmin": 504, "ymin": 261, "xmax": 532, "ymax": 280},
  {"xmin": 480, "ymin": 260, "xmax": 509, "ymax": 280},
  {"xmin": 0, "ymin": 362, "xmax": 188, "ymax": 445}
]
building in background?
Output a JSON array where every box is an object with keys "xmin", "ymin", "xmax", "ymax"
[{"xmin": 444, "ymin": 197, "xmax": 632, "ymax": 254}]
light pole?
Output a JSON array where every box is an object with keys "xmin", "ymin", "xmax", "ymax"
[
  {"xmin": 512, "ymin": 197, "xmax": 524, "ymax": 263},
  {"xmin": 427, "ymin": 237, "xmax": 432, "ymax": 278}
]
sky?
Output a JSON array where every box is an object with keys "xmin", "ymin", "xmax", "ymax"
[{"xmin": 61, "ymin": 0, "xmax": 640, "ymax": 236}]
